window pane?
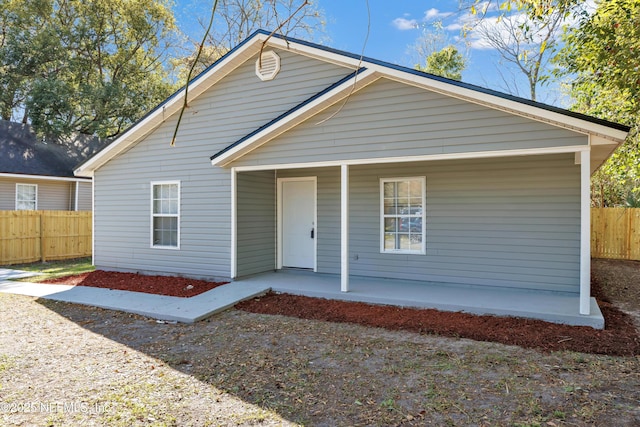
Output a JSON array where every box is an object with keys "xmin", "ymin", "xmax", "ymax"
[
  {"xmin": 399, "ymin": 217, "xmax": 410, "ymax": 232},
  {"xmin": 398, "ymin": 234, "xmax": 410, "ymax": 250},
  {"xmin": 409, "ymin": 234, "xmax": 422, "ymax": 251},
  {"xmin": 169, "ymin": 200, "xmax": 178, "ymax": 215},
  {"xmin": 383, "ymin": 202, "xmax": 396, "ymax": 215},
  {"xmin": 410, "ymin": 219, "xmax": 422, "ymax": 233},
  {"xmin": 409, "ymin": 180, "xmax": 422, "ymax": 197},
  {"xmin": 383, "ymin": 182, "xmax": 395, "ymax": 198},
  {"xmin": 397, "ymin": 197, "xmax": 409, "ymax": 214},
  {"xmin": 384, "ymin": 218, "xmax": 397, "ymax": 232},
  {"xmin": 160, "ymin": 200, "xmax": 169, "ymax": 214},
  {"xmin": 168, "ymin": 184, "xmax": 178, "ymax": 199},
  {"xmin": 397, "ymin": 181, "xmax": 409, "ymax": 197},
  {"xmin": 384, "ymin": 233, "xmax": 396, "ymax": 250}
]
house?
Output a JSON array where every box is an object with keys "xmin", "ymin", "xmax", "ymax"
[
  {"xmin": 75, "ymin": 30, "xmax": 630, "ymax": 327},
  {"xmin": 0, "ymin": 120, "xmax": 103, "ymax": 211}
]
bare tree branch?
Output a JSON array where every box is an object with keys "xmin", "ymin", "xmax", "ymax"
[{"xmin": 171, "ymin": 0, "xmax": 219, "ymax": 147}]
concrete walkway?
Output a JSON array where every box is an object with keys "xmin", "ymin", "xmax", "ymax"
[
  {"xmin": 0, "ymin": 269, "xmax": 270, "ymax": 323},
  {"xmin": 0, "ymin": 268, "xmax": 605, "ymax": 328}
]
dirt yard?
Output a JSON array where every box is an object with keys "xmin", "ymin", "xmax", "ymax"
[{"xmin": 1, "ymin": 259, "xmax": 639, "ymax": 426}]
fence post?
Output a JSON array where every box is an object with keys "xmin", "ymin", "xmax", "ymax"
[
  {"xmin": 627, "ymin": 209, "xmax": 632, "ymax": 260},
  {"xmin": 40, "ymin": 212, "xmax": 46, "ymax": 263}
]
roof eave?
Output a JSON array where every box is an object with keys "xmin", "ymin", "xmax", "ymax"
[
  {"xmin": 0, "ymin": 172, "xmax": 91, "ymax": 182},
  {"xmin": 75, "ymin": 31, "xmax": 273, "ymax": 176},
  {"xmin": 263, "ymin": 32, "xmax": 630, "ymax": 139},
  {"xmin": 211, "ymin": 68, "xmax": 380, "ymax": 167}
]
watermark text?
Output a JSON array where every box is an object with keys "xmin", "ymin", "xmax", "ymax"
[{"xmin": 0, "ymin": 401, "xmax": 108, "ymax": 414}]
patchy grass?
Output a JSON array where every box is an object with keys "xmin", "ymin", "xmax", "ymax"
[
  {"xmin": 6, "ymin": 257, "xmax": 94, "ymax": 281},
  {"xmin": 1, "ymin": 259, "xmax": 638, "ymax": 425},
  {"xmin": 4, "ymin": 293, "xmax": 638, "ymax": 426}
]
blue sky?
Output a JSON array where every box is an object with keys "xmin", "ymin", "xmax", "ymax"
[{"xmin": 173, "ymin": 1, "xmax": 570, "ymax": 107}]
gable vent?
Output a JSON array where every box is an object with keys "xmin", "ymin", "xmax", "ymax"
[{"xmin": 255, "ymin": 50, "xmax": 281, "ymax": 81}]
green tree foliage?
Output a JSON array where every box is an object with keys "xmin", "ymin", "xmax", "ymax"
[
  {"xmin": 415, "ymin": 46, "xmax": 467, "ymax": 81},
  {"xmin": 462, "ymin": 0, "xmax": 579, "ymax": 19},
  {"xmin": 0, "ymin": 0, "xmax": 177, "ymax": 140},
  {"xmin": 555, "ymin": 0, "xmax": 640, "ymax": 206}
]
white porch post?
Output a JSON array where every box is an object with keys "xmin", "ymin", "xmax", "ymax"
[
  {"xmin": 579, "ymin": 149, "xmax": 591, "ymax": 315},
  {"xmin": 74, "ymin": 181, "xmax": 79, "ymax": 211},
  {"xmin": 341, "ymin": 164, "xmax": 349, "ymax": 292},
  {"xmin": 230, "ymin": 167, "xmax": 238, "ymax": 279}
]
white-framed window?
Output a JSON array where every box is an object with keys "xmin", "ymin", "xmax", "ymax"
[
  {"xmin": 151, "ymin": 181, "xmax": 180, "ymax": 249},
  {"xmin": 380, "ymin": 177, "xmax": 426, "ymax": 254},
  {"xmin": 16, "ymin": 183, "xmax": 37, "ymax": 210}
]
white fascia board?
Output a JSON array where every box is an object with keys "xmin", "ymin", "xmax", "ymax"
[
  {"xmin": 374, "ymin": 69, "xmax": 629, "ymax": 143},
  {"xmin": 212, "ymin": 69, "xmax": 380, "ymax": 167},
  {"xmin": 264, "ymin": 36, "xmax": 363, "ymax": 70},
  {"xmin": 0, "ymin": 172, "xmax": 91, "ymax": 182},
  {"xmin": 74, "ymin": 35, "xmax": 269, "ymax": 177},
  {"xmin": 265, "ymin": 37, "xmax": 628, "ymax": 142},
  {"xmin": 232, "ymin": 145, "xmax": 589, "ymax": 172}
]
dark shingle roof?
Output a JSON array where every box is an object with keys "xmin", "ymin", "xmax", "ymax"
[{"xmin": 0, "ymin": 120, "xmax": 108, "ymax": 178}]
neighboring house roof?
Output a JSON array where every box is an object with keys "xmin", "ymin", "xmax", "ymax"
[
  {"xmin": 75, "ymin": 29, "xmax": 631, "ymax": 177},
  {"xmin": 0, "ymin": 120, "xmax": 105, "ymax": 180}
]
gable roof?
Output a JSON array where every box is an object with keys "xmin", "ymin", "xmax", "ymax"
[
  {"xmin": 75, "ymin": 29, "xmax": 630, "ymax": 177},
  {"xmin": 0, "ymin": 120, "xmax": 106, "ymax": 179}
]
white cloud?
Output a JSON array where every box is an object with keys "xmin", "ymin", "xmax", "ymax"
[
  {"xmin": 392, "ymin": 7, "xmax": 453, "ymax": 31},
  {"xmin": 424, "ymin": 8, "xmax": 452, "ymax": 21},
  {"xmin": 392, "ymin": 17, "xmax": 419, "ymax": 31}
]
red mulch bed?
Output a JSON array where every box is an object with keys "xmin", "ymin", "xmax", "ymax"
[
  {"xmin": 43, "ymin": 270, "xmax": 227, "ymax": 298},
  {"xmin": 44, "ymin": 269, "xmax": 640, "ymax": 356},
  {"xmin": 236, "ymin": 289, "xmax": 640, "ymax": 357}
]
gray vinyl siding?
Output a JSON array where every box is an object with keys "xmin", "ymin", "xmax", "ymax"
[
  {"xmin": 0, "ymin": 177, "xmax": 75, "ymax": 210},
  {"xmin": 92, "ymin": 49, "xmax": 351, "ymax": 279},
  {"xmin": 237, "ymin": 171, "xmax": 276, "ymax": 276},
  {"xmin": 76, "ymin": 181, "xmax": 92, "ymax": 211},
  {"xmin": 0, "ymin": 178, "xmax": 20, "ymax": 210},
  {"xmin": 273, "ymin": 154, "xmax": 581, "ymax": 293},
  {"xmin": 232, "ymin": 78, "xmax": 588, "ymax": 167}
]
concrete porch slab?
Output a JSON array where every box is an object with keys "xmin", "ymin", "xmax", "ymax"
[{"xmin": 236, "ymin": 270, "xmax": 605, "ymax": 329}]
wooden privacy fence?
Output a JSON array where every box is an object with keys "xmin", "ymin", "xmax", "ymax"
[
  {"xmin": 591, "ymin": 208, "xmax": 640, "ymax": 261},
  {"xmin": 0, "ymin": 210, "xmax": 92, "ymax": 265}
]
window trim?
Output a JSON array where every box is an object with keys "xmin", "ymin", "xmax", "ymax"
[
  {"xmin": 379, "ymin": 176, "xmax": 426, "ymax": 255},
  {"xmin": 150, "ymin": 181, "xmax": 181, "ymax": 250},
  {"xmin": 15, "ymin": 183, "xmax": 38, "ymax": 210}
]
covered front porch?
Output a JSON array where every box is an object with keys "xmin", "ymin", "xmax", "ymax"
[
  {"xmin": 236, "ymin": 269, "xmax": 604, "ymax": 328},
  {"xmin": 229, "ymin": 148, "xmax": 599, "ymax": 328}
]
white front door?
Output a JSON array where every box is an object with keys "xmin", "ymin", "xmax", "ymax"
[{"xmin": 280, "ymin": 178, "xmax": 316, "ymax": 269}]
